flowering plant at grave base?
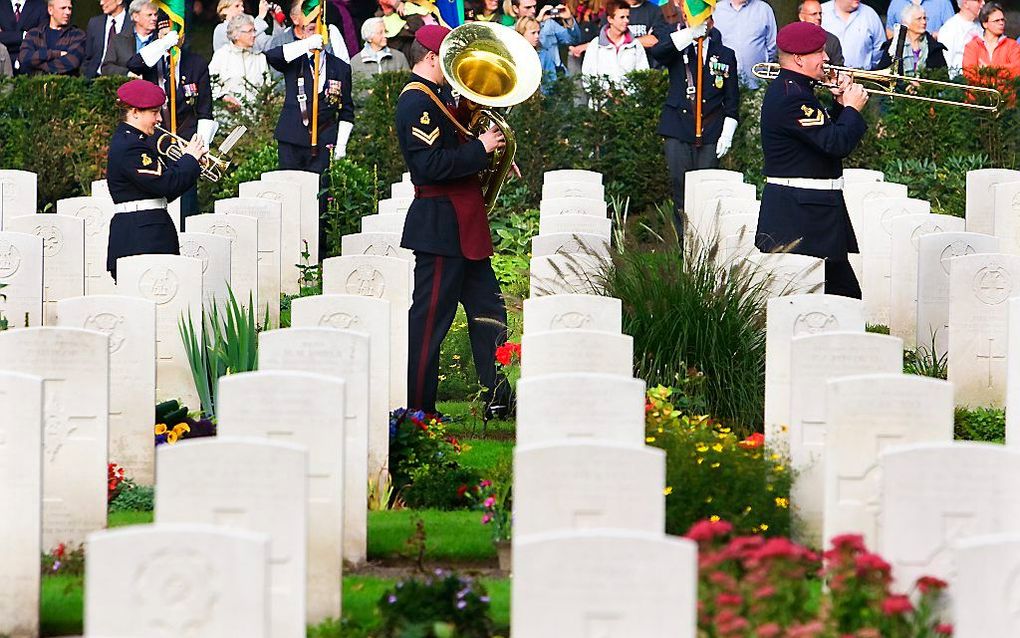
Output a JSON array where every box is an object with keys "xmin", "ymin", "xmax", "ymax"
[
  {"xmin": 40, "ymin": 542, "xmax": 85, "ymax": 576},
  {"xmin": 154, "ymin": 399, "xmax": 216, "ymax": 446},
  {"xmin": 108, "ymin": 462, "xmax": 128, "ymax": 502},
  {"xmin": 645, "ymin": 386, "xmax": 794, "ymax": 538},
  {"xmin": 688, "ymin": 520, "xmax": 954, "ymax": 637},
  {"xmin": 464, "ymin": 478, "xmax": 513, "ymax": 543},
  {"xmin": 388, "ymin": 408, "xmax": 474, "ymax": 508},
  {"xmin": 494, "ymin": 341, "xmax": 521, "ymax": 391},
  {"xmin": 377, "ymin": 569, "xmax": 495, "ymax": 638}
]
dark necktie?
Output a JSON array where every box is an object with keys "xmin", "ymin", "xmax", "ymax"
[
  {"xmin": 14, "ymin": 2, "xmax": 21, "ymax": 22},
  {"xmin": 107, "ymin": 21, "xmax": 116, "ymax": 51}
]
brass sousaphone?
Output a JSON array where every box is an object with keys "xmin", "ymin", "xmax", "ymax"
[{"xmin": 439, "ymin": 22, "xmax": 542, "ymax": 210}]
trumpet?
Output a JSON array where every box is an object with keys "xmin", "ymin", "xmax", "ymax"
[
  {"xmin": 154, "ymin": 125, "xmax": 248, "ymax": 183},
  {"xmin": 751, "ymin": 62, "xmax": 1002, "ymax": 113}
]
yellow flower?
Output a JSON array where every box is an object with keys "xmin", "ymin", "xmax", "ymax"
[
  {"xmin": 710, "ymin": 515, "xmax": 720, "ymax": 522},
  {"xmin": 663, "ymin": 486, "xmax": 673, "ymax": 496},
  {"xmin": 766, "ymin": 485, "xmax": 775, "ymax": 492},
  {"xmin": 174, "ymin": 422, "xmax": 190, "ymax": 434},
  {"xmin": 775, "ymin": 465, "xmax": 785, "ymax": 472},
  {"xmin": 775, "ymin": 497, "xmax": 789, "ymax": 509},
  {"xmin": 705, "ymin": 496, "xmax": 713, "ymax": 503},
  {"xmin": 696, "ymin": 443, "xmax": 709, "ymax": 453},
  {"xmin": 759, "ymin": 523, "xmax": 769, "ymax": 531},
  {"xmin": 154, "ymin": 423, "xmax": 167, "ymax": 435},
  {"xmin": 718, "ymin": 427, "xmax": 731, "ymax": 434},
  {"xmin": 710, "ymin": 462, "xmax": 721, "ymax": 468},
  {"xmin": 646, "ymin": 436, "xmax": 656, "ymax": 443},
  {"xmin": 697, "ymin": 457, "xmax": 704, "ymax": 465},
  {"xmin": 166, "ymin": 430, "xmax": 179, "ymax": 444},
  {"xmin": 711, "ymin": 443, "xmax": 723, "ymax": 453},
  {"xmin": 770, "ymin": 453, "xmax": 781, "ymax": 461},
  {"xmin": 452, "ymin": 354, "xmax": 461, "ymax": 360},
  {"xmin": 781, "ymin": 424, "xmax": 788, "ymax": 433}
]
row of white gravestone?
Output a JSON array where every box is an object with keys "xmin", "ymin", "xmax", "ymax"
[{"xmin": 512, "ymin": 292, "xmax": 697, "ymax": 637}]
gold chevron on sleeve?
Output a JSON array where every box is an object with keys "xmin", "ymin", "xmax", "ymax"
[
  {"xmin": 797, "ymin": 110, "xmax": 826, "ymax": 127},
  {"xmin": 136, "ymin": 163, "xmax": 164, "ymax": 177},
  {"xmin": 411, "ymin": 125, "xmax": 440, "ymax": 146}
]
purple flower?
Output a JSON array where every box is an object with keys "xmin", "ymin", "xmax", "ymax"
[
  {"xmin": 52, "ymin": 560, "xmax": 61, "ymax": 571},
  {"xmin": 456, "ymin": 600, "xmax": 467, "ymax": 610},
  {"xmin": 387, "ymin": 594, "xmax": 397, "ymax": 604},
  {"xmin": 480, "ymin": 595, "xmax": 490, "ymax": 603}
]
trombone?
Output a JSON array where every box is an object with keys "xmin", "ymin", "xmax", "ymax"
[
  {"xmin": 154, "ymin": 125, "xmax": 248, "ymax": 183},
  {"xmin": 751, "ymin": 62, "xmax": 1002, "ymax": 113}
]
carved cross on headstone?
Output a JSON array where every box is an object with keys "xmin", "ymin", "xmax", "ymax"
[
  {"xmin": 42, "ymin": 378, "xmax": 98, "ymax": 461},
  {"xmin": 800, "ymin": 416, "xmax": 827, "ymax": 447},
  {"xmin": 977, "ymin": 337, "xmax": 1006, "ymax": 388}
]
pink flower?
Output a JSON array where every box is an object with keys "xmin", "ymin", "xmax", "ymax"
[
  {"xmin": 685, "ymin": 518, "xmax": 734, "ymax": 543},
  {"xmin": 714, "ymin": 592, "xmax": 743, "ymax": 607},
  {"xmin": 880, "ymin": 594, "xmax": 914, "ymax": 616},
  {"xmin": 828, "ymin": 534, "xmax": 867, "ymax": 553},
  {"xmin": 481, "ymin": 513, "xmax": 492, "ymax": 524},
  {"xmin": 480, "ymin": 479, "xmax": 492, "ymax": 488},
  {"xmin": 756, "ymin": 623, "xmax": 781, "ymax": 638},
  {"xmin": 934, "ymin": 623, "xmax": 953, "ymax": 636},
  {"xmin": 916, "ymin": 575, "xmax": 948, "ymax": 594},
  {"xmin": 483, "ymin": 496, "xmax": 496, "ymax": 508},
  {"xmin": 854, "ymin": 552, "xmax": 892, "ymax": 576}
]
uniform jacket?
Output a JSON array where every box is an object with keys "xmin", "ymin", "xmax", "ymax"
[
  {"xmin": 82, "ymin": 9, "xmax": 129, "ymax": 78},
  {"xmin": 265, "ymin": 45, "xmax": 354, "ymax": 148},
  {"xmin": 651, "ymin": 26, "xmax": 738, "ymax": 144},
  {"xmin": 755, "ymin": 68, "xmax": 867, "ymax": 260},
  {"xmin": 0, "ymin": 0, "xmax": 46, "ymax": 69},
  {"xmin": 101, "ymin": 28, "xmax": 152, "ymax": 76},
  {"xmin": 105, "ymin": 121, "xmax": 201, "ymax": 274},
  {"xmin": 127, "ymin": 48, "xmax": 212, "ymax": 141},
  {"xmin": 18, "ymin": 24, "xmax": 86, "ymax": 75},
  {"xmin": 396, "ymin": 73, "xmax": 491, "ymax": 259}
]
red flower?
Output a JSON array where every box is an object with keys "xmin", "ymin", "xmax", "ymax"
[
  {"xmin": 53, "ymin": 543, "xmax": 65, "ymax": 559},
  {"xmin": 715, "ymin": 592, "xmax": 743, "ymax": 607},
  {"xmin": 916, "ymin": 575, "xmax": 948, "ymax": 594},
  {"xmin": 456, "ymin": 484, "xmax": 469, "ymax": 498},
  {"xmin": 854, "ymin": 552, "xmax": 892, "ymax": 576},
  {"xmin": 495, "ymin": 342, "xmax": 521, "ymax": 366},
  {"xmin": 934, "ymin": 623, "xmax": 953, "ymax": 635},
  {"xmin": 880, "ymin": 594, "xmax": 914, "ymax": 616},
  {"xmin": 685, "ymin": 518, "xmax": 734, "ymax": 543},
  {"xmin": 738, "ymin": 432, "xmax": 765, "ymax": 449},
  {"xmin": 828, "ymin": 534, "xmax": 867, "ymax": 553}
]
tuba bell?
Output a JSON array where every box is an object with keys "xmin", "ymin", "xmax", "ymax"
[{"xmin": 439, "ymin": 21, "xmax": 542, "ymax": 211}]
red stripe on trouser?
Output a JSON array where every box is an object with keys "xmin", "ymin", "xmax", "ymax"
[{"xmin": 414, "ymin": 256, "xmax": 444, "ymax": 409}]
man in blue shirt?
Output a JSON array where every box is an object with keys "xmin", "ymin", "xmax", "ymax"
[
  {"xmin": 884, "ymin": 0, "xmax": 954, "ymax": 38},
  {"xmin": 711, "ymin": 0, "xmax": 777, "ymax": 87},
  {"xmin": 537, "ymin": 3, "xmax": 580, "ymax": 90},
  {"xmin": 821, "ymin": 0, "xmax": 884, "ymax": 69}
]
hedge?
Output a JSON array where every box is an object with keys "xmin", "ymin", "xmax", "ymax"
[{"xmin": 2, "ymin": 69, "xmax": 1017, "ymax": 219}]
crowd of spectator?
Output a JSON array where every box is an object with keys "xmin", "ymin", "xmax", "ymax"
[{"xmin": 0, "ymin": 0, "xmax": 1018, "ymax": 104}]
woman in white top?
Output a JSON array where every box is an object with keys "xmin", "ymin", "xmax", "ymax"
[
  {"xmin": 209, "ymin": 13, "xmax": 271, "ymax": 108},
  {"xmin": 580, "ymin": 0, "xmax": 648, "ymax": 91},
  {"xmin": 212, "ymin": 0, "xmax": 277, "ymax": 53}
]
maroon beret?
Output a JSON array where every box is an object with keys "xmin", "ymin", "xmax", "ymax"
[
  {"xmin": 776, "ymin": 22, "xmax": 827, "ymax": 55},
  {"xmin": 415, "ymin": 24, "xmax": 451, "ymax": 54},
  {"xmin": 117, "ymin": 79, "xmax": 166, "ymax": 109}
]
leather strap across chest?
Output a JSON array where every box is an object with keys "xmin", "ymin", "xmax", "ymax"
[{"xmin": 400, "ymin": 81, "xmax": 473, "ymax": 138}]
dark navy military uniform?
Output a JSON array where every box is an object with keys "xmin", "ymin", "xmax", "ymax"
[
  {"xmin": 105, "ymin": 122, "xmax": 201, "ymax": 279},
  {"xmin": 396, "ymin": 73, "xmax": 508, "ymax": 415},
  {"xmin": 651, "ymin": 26, "xmax": 738, "ymax": 234},
  {"xmin": 755, "ymin": 68, "xmax": 868, "ymax": 298}
]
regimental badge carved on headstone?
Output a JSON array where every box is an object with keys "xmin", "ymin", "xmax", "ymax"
[
  {"xmin": 179, "ymin": 241, "xmax": 210, "ymax": 273},
  {"xmin": 974, "ymin": 266, "xmax": 1011, "ymax": 305},
  {"xmin": 208, "ymin": 224, "xmax": 238, "ymax": 243},
  {"xmin": 132, "ymin": 549, "xmax": 219, "ymax": 630},
  {"xmin": 0, "ymin": 240, "xmax": 22, "ymax": 277},
  {"xmin": 345, "ymin": 266, "xmax": 386, "ymax": 297},
  {"xmin": 1012, "ymin": 192, "xmax": 1020, "ymax": 213},
  {"xmin": 257, "ymin": 190, "xmax": 282, "ymax": 201},
  {"xmin": 911, "ymin": 223, "xmax": 945, "ymax": 249},
  {"xmin": 940, "ymin": 241, "xmax": 976, "ymax": 275},
  {"xmin": 318, "ymin": 312, "xmax": 360, "ymax": 329},
  {"xmin": 73, "ymin": 206, "xmax": 105, "ymax": 237},
  {"xmin": 139, "ymin": 268, "xmax": 179, "ymax": 305},
  {"xmin": 363, "ymin": 243, "xmax": 398, "ymax": 257},
  {"xmin": 84, "ymin": 312, "xmax": 127, "ymax": 354},
  {"xmin": 32, "ymin": 224, "xmax": 63, "ymax": 257},
  {"xmin": 550, "ymin": 311, "xmax": 592, "ymax": 330},
  {"xmin": 792, "ymin": 312, "xmax": 839, "ymax": 335},
  {"xmin": 0, "ymin": 178, "xmax": 16, "ymax": 200}
]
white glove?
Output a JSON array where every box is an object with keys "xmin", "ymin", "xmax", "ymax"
[
  {"xmin": 139, "ymin": 30, "xmax": 180, "ymax": 67},
  {"xmin": 334, "ymin": 120, "xmax": 353, "ymax": 159},
  {"xmin": 282, "ymin": 33, "xmax": 323, "ymax": 62},
  {"xmin": 669, "ymin": 21, "xmax": 708, "ymax": 52},
  {"xmin": 196, "ymin": 119, "xmax": 219, "ymax": 146},
  {"xmin": 716, "ymin": 117, "xmax": 737, "ymax": 159}
]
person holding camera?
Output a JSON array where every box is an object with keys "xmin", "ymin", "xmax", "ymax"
[
  {"xmin": 212, "ymin": 0, "xmax": 279, "ymax": 54},
  {"xmin": 536, "ymin": 2, "xmax": 581, "ymax": 91}
]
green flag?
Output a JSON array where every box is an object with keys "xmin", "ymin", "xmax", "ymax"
[
  {"xmin": 155, "ymin": 0, "xmax": 185, "ymax": 37},
  {"xmin": 680, "ymin": 0, "xmax": 715, "ymax": 28},
  {"xmin": 301, "ymin": 0, "xmax": 329, "ymax": 43}
]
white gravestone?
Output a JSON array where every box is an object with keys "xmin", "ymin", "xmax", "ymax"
[
  {"xmin": 218, "ymin": 371, "xmax": 346, "ymax": 624},
  {"xmin": 156, "ymin": 438, "xmax": 308, "ymax": 638},
  {"xmin": 991, "ymin": 180, "xmax": 1020, "ymax": 256},
  {"xmin": 0, "ymin": 327, "xmax": 109, "ymax": 548},
  {"xmin": 917, "ymin": 232, "xmax": 999, "ymax": 361},
  {"xmin": 0, "ymin": 231, "xmax": 43, "ymax": 327},
  {"xmin": 117, "ymin": 254, "xmax": 203, "ymax": 407},
  {"xmin": 521, "ymin": 330, "xmax": 632, "ymax": 378},
  {"xmin": 541, "ymin": 180, "xmax": 605, "ymax": 201},
  {"xmin": 262, "ymin": 170, "xmax": 319, "ymax": 267},
  {"xmin": 948, "ymin": 253, "xmax": 1020, "ymax": 407},
  {"xmin": 523, "ymin": 294, "xmax": 621, "ymax": 334},
  {"xmin": 0, "ymin": 372, "xmax": 42, "ymax": 638},
  {"xmin": 516, "ymin": 373, "xmax": 646, "ymax": 447},
  {"xmin": 843, "ymin": 181, "xmax": 909, "ymax": 282},
  {"xmin": 216, "ymin": 197, "xmax": 284, "ymax": 328},
  {"xmin": 341, "ymin": 232, "xmax": 414, "ymax": 261},
  {"xmin": 715, "ymin": 213, "xmax": 760, "ymax": 264},
  {"xmin": 1006, "ymin": 298, "xmax": 1020, "ymax": 447},
  {"xmin": 764, "ymin": 294, "xmax": 865, "ymax": 449},
  {"xmin": 238, "ymin": 180, "xmax": 302, "ymax": 295},
  {"xmin": 539, "ymin": 197, "xmax": 608, "ymax": 218},
  {"xmin": 531, "ymin": 232, "xmax": 611, "ymax": 261},
  {"xmin": 689, "ymin": 181, "xmax": 756, "ymax": 244},
  {"xmin": 259, "ymin": 327, "xmax": 370, "ymax": 565},
  {"xmin": 544, "ymin": 169, "xmax": 603, "ymax": 185},
  {"xmin": 529, "ymin": 254, "xmax": 605, "ymax": 297},
  {"xmin": 378, "ymin": 197, "xmax": 413, "ymax": 216},
  {"xmin": 683, "ymin": 168, "xmax": 743, "ymax": 216},
  {"xmin": 788, "ymin": 331, "xmax": 902, "ymax": 546},
  {"xmin": 823, "ymin": 373, "xmax": 954, "ymax": 549},
  {"xmin": 85, "ymin": 524, "xmax": 271, "ymax": 638},
  {"xmin": 512, "ymin": 531, "xmax": 698, "ymax": 638},
  {"xmin": 0, "ymin": 169, "xmax": 37, "ymax": 227},
  {"xmin": 361, "ymin": 213, "xmax": 407, "ymax": 235},
  {"xmin": 187, "ymin": 213, "xmax": 259, "ymax": 314},
  {"xmin": 859, "ymin": 198, "xmax": 930, "ymax": 325},
  {"xmin": 952, "ymin": 534, "xmax": 1020, "ymax": 638},
  {"xmin": 966, "ymin": 168, "xmax": 1020, "ymax": 235},
  {"xmin": 291, "ymin": 294, "xmax": 391, "ymax": 484},
  {"xmin": 888, "ymin": 214, "xmax": 964, "ymax": 348},
  {"xmin": 390, "ymin": 181, "xmax": 414, "ymax": 199},
  {"xmin": 879, "ymin": 442, "xmax": 1020, "ymax": 591},
  {"xmin": 538, "ymin": 214, "xmax": 612, "ymax": 238},
  {"xmin": 514, "ymin": 442, "xmax": 666, "ymax": 537},
  {"xmin": 178, "ymin": 231, "xmax": 232, "ymax": 315},
  {"xmin": 323, "ymin": 255, "xmax": 411, "ymax": 410},
  {"xmin": 6, "ymin": 214, "xmax": 84, "ymax": 325},
  {"xmin": 91, "ymin": 179, "xmax": 111, "ymax": 202},
  {"xmin": 843, "ymin": 168, "xmax": 884, "ymax": 182},
  {"xmin": 57, "ymin": 195, "xmax": 116, "ymax": 295},
  {"xmin": 57, "ymin": 295, "xmax": 157, "ymax": 485},
  {"xmin": 743, "ymin": 251, "xmax": 825, "ymax": 298}
]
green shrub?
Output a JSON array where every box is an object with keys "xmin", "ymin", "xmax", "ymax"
[
  {"xmin": 378, "ymin": 570, "xmax": 494, "ymax": 638},
  {"xmin": 403, "ymin": 464, "xmax": 482, "ymax": 510},
  {"xmin": 437, "ymin": 308, "xmax": 481, "ymax": 402},
  {"xmin": 954, "ymin": 406, "xmax": 1005, "ymax": 443},
  {"xmin": 388, "ymin": 409, "xmax": 474, "ymax": 508},
  {"xmin": 903, "ymin": 336, "xmax": 948, "ymax": 379},
  {"xmin": 347, "ymin": 71, "xmax": 409, "ymax": 188},
  {"xmin": 600, "ymin": 235, "xmax": 770, "ymax": 433},
  {"xmin": 108, "ymin": 484, "xmax": 155, "ymax": 512},
  {"xmin": 646, "ymin": 386, "xmax": 794, "ymax": 538},
  {"xmin": 883, "ymin": 155, "xmax": 989, "ymax": 218},
  {"xmin": 323, "ymin": 158, "xmax": 381, "ymax": 257}
]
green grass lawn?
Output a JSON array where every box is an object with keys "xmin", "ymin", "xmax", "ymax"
[
  {"xmin": 460, "ymin": 439, "xmax": 514, "ymax": 474},
  {"xmin": 368, "ymin": 510, "xmax": 496, "ymax": 562},
  {"xmin": 439, "ymin": 401, "xmax": 516, "ymax": 440}
]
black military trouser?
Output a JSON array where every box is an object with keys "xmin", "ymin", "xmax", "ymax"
[
  {"xmin": 824, "ymin": 258, "xmax": 862, "ymax": 299},
  {"xmin": 664, "ymin": 136, "xmax": 719, "ymax": 244},
  {"xmin": 407, "ymin": 252, "xmax": 508, "ymax": 414},
  {"xmin": 278, "ymin": 140, "xmax": 331, "ymax": 261}
]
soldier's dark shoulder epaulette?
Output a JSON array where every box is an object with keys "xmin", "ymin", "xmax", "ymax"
[{"xmin": 781, "ymin": 79, "xmax": 811, "ymax": 98}]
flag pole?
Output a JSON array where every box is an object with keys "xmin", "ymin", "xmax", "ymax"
[
  {"xmin": 169, "ymin": 45, "xmax": 178, "ymax": 135},
  {"xmin": 694, "ymin": 34, "xmax": 703, "ymax": 144},
  {"xmin": 310, "ymin": 8, "xmax": 321, "ymax": 157}
]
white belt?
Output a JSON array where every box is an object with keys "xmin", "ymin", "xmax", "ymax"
[
  {"xmin": 766, "ymin": 177, "xmax": 845, "ymax": 191},
  {"xmin": 113, "ymin": 198, "xmax": 167, "ymax": 213}
]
